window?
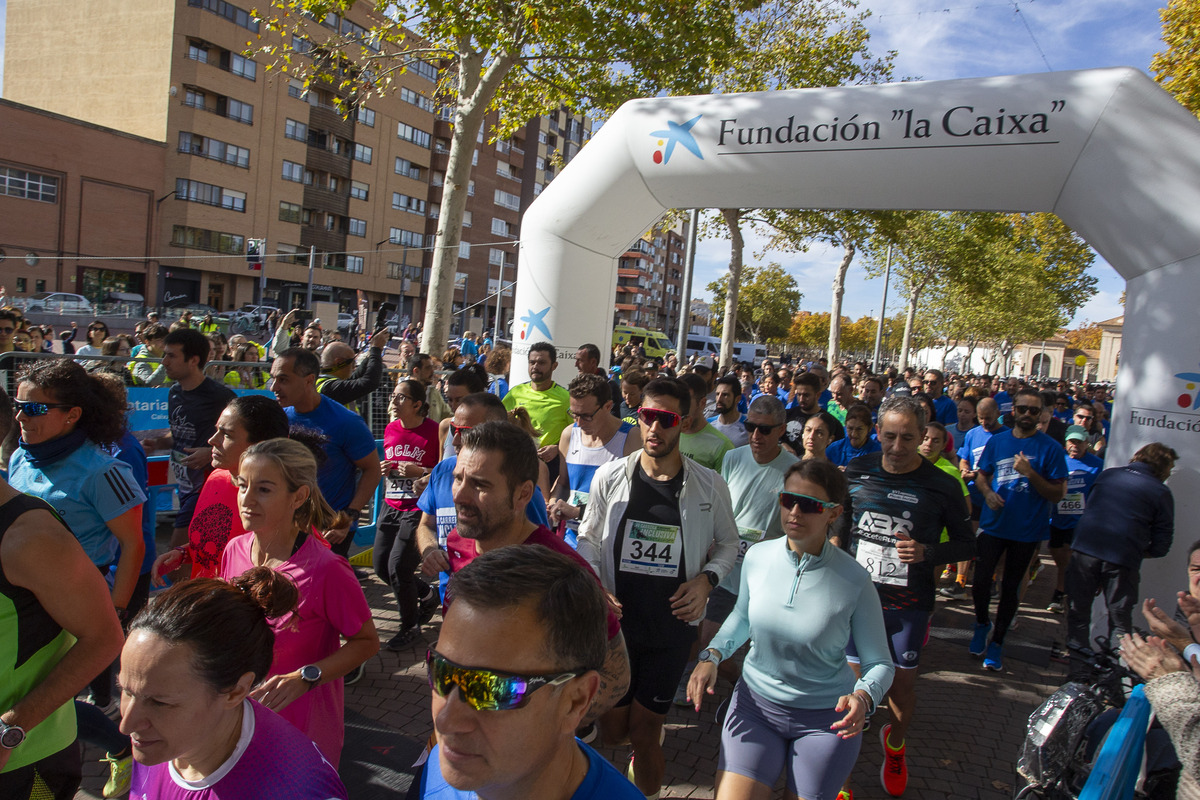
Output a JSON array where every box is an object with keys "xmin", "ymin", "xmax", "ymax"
[
  {"xmin": 327, "ymin": 176, "xmax": 339, "ymax": 192},
  {"xmin": 171, "ymin": 225, "xmax": 244, "ymax": 254},
  {"xmin": 489, "ymin": 248, "xmax": 506, "ymax": 266},
  {"xmin": 187, "ymin": 0, "xmax": 259, "ymax": 32},
  {"xmin": 434, "ymin": 138, "xmax": 450, "ymax": 153},
  {"xmin": 176, "ymin": 179, "xmax": 245, "ymax": 211},
  {"xmin": 279, "ymin": 201, "xmax": 301, "ymax": 223},
  {"xmin": 387, "ymin": 263, "xmax": 404, "ymax": 280},
  {"xmin": 431, "ymin": 171, "xmax": 444, "ymax": 187},
  {"xmin": 472, "ymin": 149, "xmax": 478, "ymax": 166},
  {"xmin": 536, "ymin": 156, "xmax": 545, "ymax": 171},
  {"xmin": 284, "ymin": 119, "xmax": 307, "ymax": 141},
  {"xmin": 389, "ymin": 228, "xmax": 423, "ymax": 248},
  {"xmin": 224, "ymin": 98, "xmax": 253, "ymax": 124},
  {"xmin": 346, "ymin": 255, "xmax": 364, "ymax": 273},
  {"xmin": 357, "ymin": 106, "xmax": 375, "ymax": 126},
  {"xmin": 412, "ymin": 59, "xmax": 438, "ymax": 82},
  {"xmin": 353, "ymin": 143, "xmax": 372, "ymax": 164},
  {"xmin": 178, "ymin": 132, "xmax": 249, "ymax": 168},
  {"xmin": 229, "ymin": 53, "xmax": 256, "ymax": 80},
  {"xmin": 461, "ymin": 210, "xmax": 472, "ymax": 228},
  {"xmin": 397, "ymin": 123, "xmax": 431, "ymax": 148},
  {"xmin": 187, "ymin": 41, "xmax": 210, "ymax": 63},
  {"xmin": 287, "ymin": 79, "xmax": 306, "ymax": 99},
  {"xmin": 491, "ymin": 217, "xmax": 507, "ymax": 236},
  {"xmin": 468, "ymin": 180, "xmax": 475, "ymax": 196},
  {"xmin": 15, "ymin": 278, "xmax": 26, "ymax": 293},
  {"xmin": 34, "ymin": 280, "xmax": 45, "ymax": 293},
  {"xmin": 291, "ymin": 35, "xmax": 312, "ymax": 55},
  {"xmin": 392, "ymin": 193, "xmax": 426, "ymax": 214},
  {"xmin": 0, "ymin": 167, "xmax": 59, "ymax": 203},
  {"xmin": 275, "ymin": 243, "xmax": 306, "ymax": 264},
  {"xmin": 394, "ymin": 158, "xmax": 421, "ymax": 180},
  {"xmin": 349, "ymin": 180, "xmax": 369, "ymax": 201},
  {"xmin": 494, "ymin": 189, "xmax": 520, "ymax": 211},
  {"xmin": 459, "ymin": 241, "xmax": 471, "ymax": 259},
  {"xmin": 281, "ymin": 160, "xmax": 304, "ymax": 182},
  {"xmin": 400, "ymin": 87, "xmax": 434, "ymax": 112},
  {"xmin": 429, "ymin": 205, "xmax": 439, "ymax": 219},
  {"xmin": 183, "ymin": 88, "xmax": 207, "ymax": 110},
  {"xmin": 347, "ymin": 218, "xmax": 366, "ymax": 237}
]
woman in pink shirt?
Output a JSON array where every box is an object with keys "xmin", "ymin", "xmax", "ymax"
[
  {"xmin": 376, "ymin": 379, "xmax": 441, "ymax": 650},
  {"xmin": 152, "ymin": 396, "xmax": 289, "ymax": 582},
  {"xmin": 219, "ymin": 438, "xmax": 379, "ymax": 767}
]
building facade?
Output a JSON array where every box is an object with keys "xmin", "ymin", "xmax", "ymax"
[{"xmin": 0, "ymin": 99, "xmax": 166, "ymax": 303}]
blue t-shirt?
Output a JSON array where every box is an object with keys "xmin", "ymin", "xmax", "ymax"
[
  {"xmin": 421, "ymin": 741, "xmax": 643, "ymax": 799},
  {"xmin": 417, "ymin": 455, "xmax": 551, "ymax": 598},
  {"xmin": 977, "ymin": 430, "xmax": 1068, "ymax": 543},
  {"xmin": 9, "ymin": 441, "xmax": 146, "ymax": 567},
  {"xmin": 110, "ymin": 432, "xmax": 156, "ymax": 575},
  {"xmin": 285, "ymin": 395, "xmax": 376, "ymax": 512},
  {"xmin": 932, "ymin": 394, "xmax": 958, "ymax": 426},
  {"xmin": 825, "ymin": 436, "xmax": 882, "ymax": 468},
  {"xmin": 956, "ymin": 424, "xmax": 1008, "ymax": 505},
  {"xmin": 1050, "ymin": 452, "xmax": 1103, "ymax": 530},
  {"xmin": 993, "ymin": 391, "xmax": 1015, "ymax": 415}
]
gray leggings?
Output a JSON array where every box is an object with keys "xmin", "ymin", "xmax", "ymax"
[{"xmin": 718, "ymin": 680, "xmax": 862, "ymax": 799}]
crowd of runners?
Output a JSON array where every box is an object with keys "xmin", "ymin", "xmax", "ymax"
[{"xmin": 1, "ymin": 307, "xmax": 1190, "ymax": 800}]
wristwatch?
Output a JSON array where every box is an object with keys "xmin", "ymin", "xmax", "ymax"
[
  {"xmin": 300, "ymin": 665, "xmax": 322, "ymax": 686},
  {"xmin": 0, "ymin": 719, "xmax": 26, "ymax": 749},
  {"xmin": 702, "ymin": 569, "xmax": 720, "ymax": 588},
  {"xmin": 697, "ymin": 648, "xmax": 723, "ymax": 666}
]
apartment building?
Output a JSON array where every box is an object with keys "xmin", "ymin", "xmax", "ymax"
[{"xmin": 616, "ymin": 218, "xmax": 688, "ymax": 334}]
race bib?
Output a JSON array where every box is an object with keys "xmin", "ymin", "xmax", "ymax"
[
  {"xmin": 736, "ymin": 527, "xmax": 765, "ymax": 564},
  {"xmin": 856, "ymin": 539, "xmax": 908, "ymax": 586},
  {"xmin": 619, "ymin": 520, "xmax": 682, "ymax": 577},
  {"xmin": 569, "ymin": 489, "xmax": 590, "ymax": 507},
  {"xmin": 385, "ymin": 475, "xmax": 417, "ymax": 501},
  {"xmin": 1057, "ymin": 492, "xmax": 1085, "ymax": 515},
  {"xmin": 435, "ymin": 508, "xmax": 456, "ymax": 547}
]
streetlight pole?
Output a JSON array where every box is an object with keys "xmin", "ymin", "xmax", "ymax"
[{"xmin": 871, "ymin": 244, "xmax": 892, "ymax": 373}]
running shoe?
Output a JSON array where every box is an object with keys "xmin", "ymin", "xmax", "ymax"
[
  {"xmin": 86, "ymin": 694, "xmax": 121, "ymax": 720},
  {"xmin": 969, "ymin": 622, "xmax": 992, "ymax": 656},
  {"xmin": 1047, "ymin": 591, "xmax": 1066, "ymax": 614},
  {"xmin": 418, "ymin": 589, "xmax": 440, "ymax": 625},
  {"xmin": 837, "ymin": 791, "xmax": 855, "ymax": 800},
  {"xmin": 983, "ymin": 642, "xmax": 1004, "ymax": 671},
  {"xmin": 939, "ymin": 567, "xmax": 954, "ymax": 582},
  {"xmin": 879, "ymin": 723, "xmax": 908, "ymax": 796},
  {"xmin": 102, "ymin": 752, "xmax": 133, "ymax": 798},
  {"xmin": 385, "ymin": 626, "xmax": 422, "ymax": 651},
  {"xmin": 672, "ymin": 676, "xmax": 691, "ymax": 708},
  {"xmin": 1049, "ymin": 642, "xmax": 1069, "ymax": 663},
  {"xmin": 938, "ymin": 583, "xmax": 964, "ymax": 599}
]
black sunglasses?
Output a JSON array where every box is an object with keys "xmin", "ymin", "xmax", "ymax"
[
  {"xmin": 743, "ymin": 421, "xmax": 780, "ymax": 436},
  {"xmin": 1013, "ymin": 405, "xmax": 1042, "ymax": 415},
  {"xmin": 779, "ymin": 491, "xmax": 840, "ymax": 514}
]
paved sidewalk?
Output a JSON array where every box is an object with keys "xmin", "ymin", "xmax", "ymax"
[{"xmin": 77, "ymin": 556, "xmax": 1071, "ymax": 799}]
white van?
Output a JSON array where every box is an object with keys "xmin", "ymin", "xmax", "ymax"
[
  {"xmin": 733, "ymin": 342, "xmax": 767, "ymax": 366},
  {"xmin": 684, "ymin": 335, "xmax": 720, "ymax": 363}
]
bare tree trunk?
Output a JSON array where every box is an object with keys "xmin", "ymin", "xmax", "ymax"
[
  {"xmin": 899, "ymin": 287, "xmax": 920, "ymax": 371},
  {"xmin": 719, "ymin": 209, "xmax": 743, "ymax": 371},
  {"xmin": 827, "ymin": 241, "xmax": 854, "ymax": 364},
  {"xmin": 421, "ymin": 48, "xmax": 514, "ymax": 356}
]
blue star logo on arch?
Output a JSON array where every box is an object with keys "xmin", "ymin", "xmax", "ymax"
[
  {"xmin": 519, "ymin": 306, "xmax": 551, "ymax": 341},
  {"xmin": 650, "ymin": 115, "xmax": 704, "ymax": 165}
]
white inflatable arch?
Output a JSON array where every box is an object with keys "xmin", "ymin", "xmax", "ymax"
[{"xmin": 514, "ymin": 67, "xmax": 1200, "ymax": 582}]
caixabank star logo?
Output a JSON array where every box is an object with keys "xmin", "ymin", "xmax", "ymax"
[
  {"xmin": 1173, "ymin": 366, "xmax": 1200, "ymax": 409},
  {"xmin": 518, "ymin": 306, "xmax": 551, "ymax": 341},
  {"xmin": 650, "ymin": 114, "xmax": 704, "ymax": 165}
]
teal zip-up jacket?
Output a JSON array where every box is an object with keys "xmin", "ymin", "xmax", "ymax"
[{"xmin": 708, "ymin": 536, "xmax": 894, "ymax": 710}]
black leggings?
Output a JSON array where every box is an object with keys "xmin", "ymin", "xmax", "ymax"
[
  {"xmin": 972, "ymin": 533, "xmax": 1039, "ymax": 645},
  {"xmin": 373, "ymin": 506, "xmax": 427, "ymax": 630}
]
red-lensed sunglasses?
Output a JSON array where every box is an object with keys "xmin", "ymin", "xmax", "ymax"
[{"xmin": 637, "ymin": 407, "xmax": 682, "ymax": 429}]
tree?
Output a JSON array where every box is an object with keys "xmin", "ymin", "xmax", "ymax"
[
  {"xmin": 254, "ymin": 0, "xmax": 746, "ymax": 356},
  {"xmin": 708, "ymin": 263, "xmax": 802, "ymax": 345},
  {"xmin": 1152, "ymin": 0, "xmax": 1200, "ymax": 117},
  {"xmin": 787, "ymin": 311, "xmax": 831, "ymax": 353},
  {"xmin": 699, "ymin": 0, "xmax": 894, "ymax": 369},
  {"xmin": 1063, "ymin": 322, "xmax": 1103, "ymax": 351}
]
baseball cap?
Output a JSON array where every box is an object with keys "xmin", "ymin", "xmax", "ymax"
[{"xmin": 1064, "ymin": 425, "xmax": 1088, "ymax": 442}]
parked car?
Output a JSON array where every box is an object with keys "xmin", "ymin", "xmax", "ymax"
[
  {"xmin": 23, "ymin": 292, "xmax": 93, "ymax": 314},
  {"xmin": 167, "ymin": 302, "xmax": 224, "ymax": 318},
  {"xmin": 337, "ymin": 312, "xmax": 355, "ymax": 332}
]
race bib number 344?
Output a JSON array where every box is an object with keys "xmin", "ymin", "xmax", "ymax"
[{"xmin": 620, "ymin": 520, "xmax": 682, "ymax": 577}]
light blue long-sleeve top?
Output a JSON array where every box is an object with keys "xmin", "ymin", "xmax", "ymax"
[{"xmin": 708, "ymin": 536, "xmax": 894, "ymax": 710}]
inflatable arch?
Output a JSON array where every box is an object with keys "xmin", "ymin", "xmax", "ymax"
[{"xmin": 514, "ymin": 67, "xmax": 1200, "ymax": 581}]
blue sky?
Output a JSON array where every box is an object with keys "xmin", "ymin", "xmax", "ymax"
[
  {"xmin": 691, "ymin": 0, "xmax": 1168, "ymax": 329},
  {"xmin": 0, "ymin": 0, "xmax": 1165, "ymax": 327}
]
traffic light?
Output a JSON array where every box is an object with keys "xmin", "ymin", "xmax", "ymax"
[{"xmin": 246, "ymin": 238, "xmax": 264, "ymax": 271}]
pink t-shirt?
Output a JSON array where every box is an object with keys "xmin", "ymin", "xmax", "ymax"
[
  {"xmin": 186, "ymin": 470, "xmax": 244, "ymax": 579},
  {"xmin": 382, "ymin": 417, "xmax": 440, "ymax": 511},
  {"xmin": 446, "ymin": 525, "xmax": 621, "ymax": 641},
  {"xmin": 129, "ymin": 699, "xmax": 347, "ymax": 799},
  {"xmin": 219, "ymin": 533, "xmax": 371, "ymax": 766}
]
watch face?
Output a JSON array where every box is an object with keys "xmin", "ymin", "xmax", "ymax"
[
  {"xmin": 301, "ymin": 665, "xmax": 321, "ymax": 683},
  {"xmin": 0, "ymin": 725, "xmax": 24, "ymax": 748}
]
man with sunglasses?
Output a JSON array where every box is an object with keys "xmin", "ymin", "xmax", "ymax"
[
  {"xmin": 922, "ymin": 369, "xmax": 958, "ymax": 426},
  {"xmin": 970, "ymin": 388, "xmax": 1067, "ymax": 672},
  {"xmin": 832, "ymin": 395, "xmax": 974, "ymax": 798},
  {"xmin": 578, "ymin": 377, "xmax": 738, "ymax": 798},
  {"xmin": 548, "ymin": 374, "xmax": 640, "ymax": 547},
  {"xmin": 421, "ymin": 545, "xmax": 643, "ymax": 799}
]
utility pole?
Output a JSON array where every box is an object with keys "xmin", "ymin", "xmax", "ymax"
[
  {"xmin": 676, "ymin": 209, "xmax": 699, "ymax": 361},
  {"xmin": 871, "ymin": 244, "xmax": 892, "ymax": 373},
  {"xmin": 305, "ymin": 246, "xmax": 315, "ymax": 309}
]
